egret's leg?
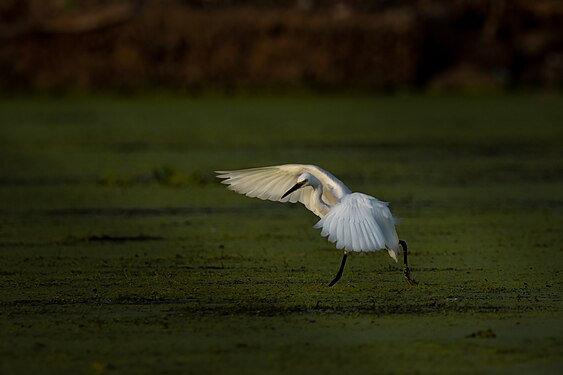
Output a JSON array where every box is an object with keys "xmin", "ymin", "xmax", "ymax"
[
  {"xmin": 399, "ymin": 240, "xmax": 418, "ymax": 286},
  {"xmin": 328, "ymin": 251, "xmax": 348, "ymax": 287}
]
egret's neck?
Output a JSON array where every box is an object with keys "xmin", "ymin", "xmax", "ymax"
[{"xmin": 312, "ymin": 183, "xmax": 331, "ymax": 217}]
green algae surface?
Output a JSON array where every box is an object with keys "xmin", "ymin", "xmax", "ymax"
[{"xmin": 1, "ymin": 95, "xmax": 562, "ymax": 374}]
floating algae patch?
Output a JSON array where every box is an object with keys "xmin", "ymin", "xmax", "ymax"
[
  {"xmin": 57, "ymin": 234, "xmax": 165, "ymax": 244},
  {"xmin": 0, "ymin": 95, "xmax": 562, "ymax": 374}
]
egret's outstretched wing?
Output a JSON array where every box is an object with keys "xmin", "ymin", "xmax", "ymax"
[
  {"xmin": 216, "ymin": 165, "xmax": 327, "ymax": 217},
  {"xmin": 313, "ymin": 193, "xmax": 399, "ymax": 260}
]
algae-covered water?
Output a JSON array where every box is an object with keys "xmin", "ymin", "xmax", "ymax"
[{"xmin": 0, "ymin": 95, "xmax": 562, "ymax": 374}]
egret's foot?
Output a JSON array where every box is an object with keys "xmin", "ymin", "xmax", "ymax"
[
  {"xmin": 328, "ymin": 275, "xmax": 342, "ymax": 287},
  {"xmin": 328, "ymin": 252, "xmax": 348, "ymax": 287},
  {"xmin": 399, "ymin": 239, "xmax": 418, "ymax": 286},
  {"xmin": 403, "ymin": 264, "xmax": 418, "ymax": 286}
]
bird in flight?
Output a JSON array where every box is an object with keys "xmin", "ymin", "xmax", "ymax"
[{"xmin": 216, "ymin": 164, "xmax": 417, "ymax": 286}]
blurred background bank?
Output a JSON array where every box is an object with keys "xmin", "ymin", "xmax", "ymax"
[{"xmin": 1, "ymin": 0, "xmax": 562, "ymax": 94}]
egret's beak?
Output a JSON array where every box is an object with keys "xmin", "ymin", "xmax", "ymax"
[{"xmin": 281, "ymin": 181, "xmax": 304, "ymax": 199}]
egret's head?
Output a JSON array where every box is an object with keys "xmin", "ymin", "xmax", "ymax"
[
  {"xmin": 296, "ymin": 172, "xmax": 312, "ymax": 185},
  {"xmin": 281, "ymin": 172, "xmax": 312, "ymax": 199}
]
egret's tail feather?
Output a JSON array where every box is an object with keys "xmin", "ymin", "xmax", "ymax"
[{"xmin": 314, "ymin": 193, "xmax": 399, "ymax": 254}]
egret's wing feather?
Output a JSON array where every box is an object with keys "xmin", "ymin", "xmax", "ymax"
[
  {"xmin": 217, "ymin": 167, "xmax": 288, "ymax": 200},
  {"xmin": 216, "ymin": 165, "xmax": 323, "ymax": 215},
  {"xmin": 313, "ymin": 193, "xmax": 399, "ymax": 259}
]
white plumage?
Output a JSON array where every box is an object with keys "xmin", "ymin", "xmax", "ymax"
[
  {"xmin": 216, "ymin": 164, "xmax": 400, "ymax": 261},
  {"xmin": 313, "ymin": 193, "xmax": 399, "ymax": 260}
]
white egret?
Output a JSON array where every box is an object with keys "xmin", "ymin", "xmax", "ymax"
[{"xmin": 215, "ymin": 164, "xmax": 417, "ymax": 286}]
